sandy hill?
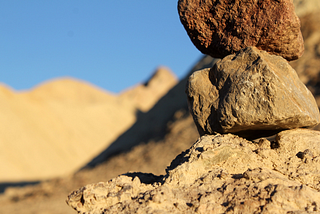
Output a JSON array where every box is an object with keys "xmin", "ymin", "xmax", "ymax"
[{"xmin": 0, "ymin": 67, "xmax": 177, "ymax": 182}]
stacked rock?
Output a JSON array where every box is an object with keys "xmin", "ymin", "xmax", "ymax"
[{"xmin": 178, "ymin": 0, "xmax": 320, "ymax": 139}]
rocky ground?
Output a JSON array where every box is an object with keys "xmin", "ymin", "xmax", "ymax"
[
  {"xmin": 0, "ymin": 2, "xmax": 320, "ymax": 214},
  {"xmin": 67, "ymin": 129, "xmax": 320, "ymax": 213}
]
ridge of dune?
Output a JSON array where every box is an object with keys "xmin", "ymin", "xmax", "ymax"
[
  {"xmin": 24, "ymin": 77, "xmax": 116, "ymax": 104},
  {"xmin": 120, "ymin": 66, "xmax": 178, "ymax": 112},
  {"xmin": 0, "ymin": 67, "xmax": 176, "ymax": 182}
]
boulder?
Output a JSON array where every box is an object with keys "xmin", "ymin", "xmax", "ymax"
[
  {"xmin": 186, "ymin": 47, "xmax": 320, "ymax": 139},
  {"xmin": 66, "ymin": 129, "xmax": 320, "ymax": 213},
  {"xmin": 178, "ymin": 0, "xmax": 304, "ymax": 61}
]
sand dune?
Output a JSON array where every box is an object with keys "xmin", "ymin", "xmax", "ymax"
[{"xmin": 0, "ymin": 67, "xmax": 177, "ymax": 182}]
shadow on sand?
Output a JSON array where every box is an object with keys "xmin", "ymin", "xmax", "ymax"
[
  {"xmin": 0, "ymin": 181, "xmax": 40, "ymax": 194},
  {"xmin": 83, "ymin": 55, "xmax": 217, "ymax": 168}
]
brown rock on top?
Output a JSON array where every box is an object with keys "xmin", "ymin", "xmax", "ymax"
[
  {"xmin": 186, "ymin": 47, "xmax": 320, "ymax": 138},
  {"xmin": 178, "ymin": 0, "xmax": 304, "ymax": 61}
]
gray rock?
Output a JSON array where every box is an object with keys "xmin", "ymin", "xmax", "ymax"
[
  {"xmin": 178, "ymin": 0, "xmax": 304, "ymax": 61},
  {"xmin": 186, "ymin": 47, "xmax": 320, "ymax": 138}
]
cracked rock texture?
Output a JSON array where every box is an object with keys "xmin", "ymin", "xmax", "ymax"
[
  {"xmin": 66, "ymin": 129, "xmax": 320, "ymax": 213},
  {"xmin": 186, "ymin": 46, "xmax": 320, "ymax": 138},
  {"xmin": 178, "ymin": 0, "xmax": 304, "ymax": 61}
]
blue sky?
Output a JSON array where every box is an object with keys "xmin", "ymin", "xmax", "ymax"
[{"xmin": 0, "ymin": 1, "xmax": 202, "ymax": 93}]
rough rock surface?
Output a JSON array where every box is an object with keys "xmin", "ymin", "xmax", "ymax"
[
  {"xmin": 66, "ymin": 129, "xmax": 320, "ymax": 213},
  {"xmin": 186, "ymin": 46, "xmax": 320, "ymax": 138},
  {"xmin": 178, "ymin": 0, "xmax": 304, "ymax": 61}
]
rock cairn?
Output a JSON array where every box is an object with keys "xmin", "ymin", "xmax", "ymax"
[
  {"xmin": 66, "ymin": 1, "xmax": 320, "ymax": 213},
  {"xmin": 181, "ymin": 0, "xmax": 320, "ymax": 138}
]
